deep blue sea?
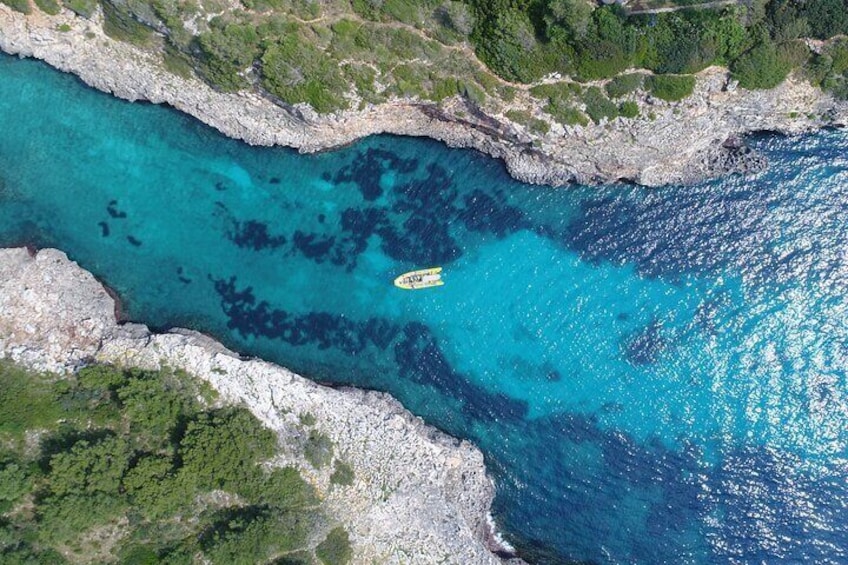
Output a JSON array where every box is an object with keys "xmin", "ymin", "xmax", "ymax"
[{"xmin": 2, "ymin": 52, "xmax": 848, "ymax": 564}]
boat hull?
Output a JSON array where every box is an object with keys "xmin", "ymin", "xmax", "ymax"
[{"xmin": 393, "ymin": 267, "xmax": 443, "ymax": 290}]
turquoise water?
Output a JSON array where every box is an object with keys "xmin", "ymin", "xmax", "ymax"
[{"xmin": 3, "ymin": 52, "xmax": 848, "ymax": 563}]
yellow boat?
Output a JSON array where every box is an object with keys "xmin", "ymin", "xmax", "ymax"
[{"xmin": 393, "ymin": 267, "xmax": 444, "ymax": 290}]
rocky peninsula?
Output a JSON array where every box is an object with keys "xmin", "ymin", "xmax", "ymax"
[
  {"xmin": 2, "ymin": 4, "xmax": 848, "ymax": 187},
  {"xmin": 0, "ymin": 246, "xmax": 519, "ymax": 564}
]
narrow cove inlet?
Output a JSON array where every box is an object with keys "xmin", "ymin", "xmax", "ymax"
[{"xmin": 2, "ymin": 53, "xmax": 848, "ymax": 563}]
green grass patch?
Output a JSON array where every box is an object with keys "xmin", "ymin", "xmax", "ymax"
[
  {"xmin": 645, "ymin": 74, "xmax": 695, "ymax": 102},
  {"xmin": 0, "ymin": 361, "xmax": 63, "ymax": 437}
]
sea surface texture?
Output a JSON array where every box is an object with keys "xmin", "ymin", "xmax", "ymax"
[{"xmin": 2, "ymin": 53, "xmax": 848, "ymax": 564}]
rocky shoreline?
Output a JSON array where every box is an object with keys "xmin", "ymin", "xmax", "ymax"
[
  {"xmin": 3, "ymin": 5, "xmax": 848, "ymax": 186},
  {"xmin": 0, "ymin": 247, "xmax": 520, "ymax": 564}
]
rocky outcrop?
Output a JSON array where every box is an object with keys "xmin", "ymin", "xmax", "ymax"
[
  {"xmin": 2, "ymin": 5, "xmax": 847, "ymax": 187},
  {"xmin": 0, "ymin": 247, "xmax": 518, "ymax": 564}
]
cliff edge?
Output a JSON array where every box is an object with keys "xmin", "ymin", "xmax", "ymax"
[
  {"xmin": 0, "ymin": 246, "xmax": 519, "ymax": 564},
  {"xmin": 2, "ymin": 5, "xmax": 847, "ymax": 187}
]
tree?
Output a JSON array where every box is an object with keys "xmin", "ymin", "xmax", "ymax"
[{"xmin": 48, "ymin": 436, "xmax": 132, "ymax": 497}]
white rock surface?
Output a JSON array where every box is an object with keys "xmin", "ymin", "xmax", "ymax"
[{"xmin": 0, "ymin": 247, "xmax": 517, "ymax": 564}]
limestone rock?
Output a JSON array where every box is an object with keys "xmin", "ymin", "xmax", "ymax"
[
  {"xmin": 0, "ymin": 247, "xmax": 517, "ymax": 564},
  {"xmin": 2, "ymin": 6, "xmax": 846, "ymax": 187}
]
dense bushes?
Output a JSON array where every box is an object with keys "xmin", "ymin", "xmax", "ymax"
[
  {"xmin": 33, "ymin": 0, "xmax": 60, "ymax": 15},
  {"xmin": 316, "ymin": 526, "xmax": 353, "ymax": 565},
  {"xmin": 0, "ymin": 0, "xmax": 31, "ymax": 14},
  {"xmin": 0, "ymin": 362, "xmax": 350, "ymax": 564},
  {"xmin": 62, "ymin": 0, "xmax": 96, "ymax": 18},
  {"xmin": 197, "ymin": 21, "xmax": 261, "ymax": 91},
  {"xmin": 582, "ymin": 86, "xmax": 619, "ymax": 122},
  {"xmin": 646, "ymin": 74, "xmax": 696, "ymax": 101},
  {"xmin": 261, "ymin": 36, "xmax": 349, "ymax": 112},
  {"xmin": 808, "ymin": 38, "xmax": 848, "ymax": 99},
  {"xmin": 83, "ymin": 0, "xmax": 848, "ymax": 113},
  {"xmin": 102, "ymin": 0, "xmax": 154, "ymax": 45},
  {"xmin": 463, "ymin": 0, "xmax": 848, "ymax": 97},
  {"xmin": 605, "ymin": 72, "xmax": 643, "ymax": 98}
]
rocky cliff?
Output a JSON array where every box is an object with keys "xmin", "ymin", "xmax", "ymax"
[
  {"xmin": 2, "ymin": 5, "xmax": 847, "ymax": 187},
  {"xmin": 0, "ymin": 247, "xmax": 518, "ymax": 564}
]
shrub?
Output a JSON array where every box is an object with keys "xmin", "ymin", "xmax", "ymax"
[
  {"xmin": 605, "ymin": 73, "xmax": 643, "ymax": 98},
  {"xmin": 298, "ymin": 412, "xmax": 316, "ymax": 426},
  {"xmin": 101, "ymin": 0, "xmax": 153, "ymax": 46},
  {"xmin": 0, "ymin": 363, "xmax": 324, "ymax": 564},
  {"xmin": 0, "ymin": 0, "xmax": 31, "ymax": 14},
  {"xmin": 545, "ymin": 101, "xmax": 588, "ymax": 126},
  {"xmin": 261, "ymin": 37, "xmax": 349, "ymax": 113},
  {"xmin": 34, "ymin": 0, "xmax": 60, "ymax": 15},
  {"xmin": 197, "ymin": 22, "xmax": 261, "ymax": 91},
  {"xmin": 330, "ymin": 460, "xmax": 355, "ymax": 486},
  {"xmin": 582, "ymin": 86, "xmax": 619, "ymax": 123},
  {"xmin": 63, "ymin": 0, "xmax": 96, "ymax": 18},
  {"xmin": 619, "ymin": 100, "xmax": 639, "ymax": 118},
  {"xmin": 730, "ymin": 41, "xmax": 792, "ymax": 90},
  {"xmin": 646, "ymin": 74, "xmax": 695, "ymax": 101},
  {"xmin": 303, "ymin": 430, "xmax": 333, "ymax": 468},
  {"xmin": 803, "ymin": 0, "xmax": 848, "ymax": 39},
  {"xmin": 0, "ymin": 362, "xmax": 63, "ymax": 436},
  {"xmin": 505, "ymin": 109, "xmax": 551, "ymax": 134},
  {"xmin": 316, "ymin": 526, "xmax": 352, "ymax": 565},
  {"xmin": 163, "ymin": 45, "xmax": 194, "ymax": 79}
]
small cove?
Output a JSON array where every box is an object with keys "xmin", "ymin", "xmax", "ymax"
[{"xmin": 3, "ymin": 53, "xmax": 848, "ymax": 563}]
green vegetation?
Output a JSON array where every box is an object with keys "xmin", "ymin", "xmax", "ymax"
[
  {"xmin": 505, "ymin": 109, "xmax": 551, "ymax": 134},
  {"xmin": 605, "ymin": 73, "xmax": 643, "ymax": 98},
  {"xmin": 619, "ymin": 100, "xmax": 639, "ymax": 118},
  {"xmin": 304, "ymin": 429, "xmax": 334, "ymax": 469},
  {"xmin": 529, "ymin": 82, "xmax": 589, "ymax": 126},
  {"xmin": 62, "ymin": 0, "xmax": 96, "ymax": 18},
  {"xmin": 102, "ymin": 0, "xmax": 154, "ymax": 45},
  {"xmin": 0, "ymin": 361, "xmax": 351, "ymax": 564},
  {"xmin": 163, "ymin": 44, "xmax": 194, "ymax": 78},
  {"xmin": 809, "ymin": 39, "xmax": 848, "ymax": 99},
  {"xmin": 33, "ymin": 0, "xmax": 60, "ymax": 15},
  {"xmin": 582, "ymin": 86, "xmax": 619, "ymax": 123},
  {"xmin": 330, "ymin": 460, "xmax": 355, "ymax": 486},
  {"xmin": 61, "ymin": 0, "xmax": 848, "ymax": 116},
  {"xmin": 646, "ymin": 74, "xmax": 696, "ymax": 101},
  {"xmin": 197, "ymin": 20, "xmax": 261, "ymax": 91},
  {"xmin": 316, "ymin": 526, "xmax": 352, "ymax": 565},
  {"xmin": 0, "ymin": 0, "xmax": 30, "ymax": 14}
]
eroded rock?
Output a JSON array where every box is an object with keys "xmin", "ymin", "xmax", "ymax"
[{"xmin": 0, "ymin": 247, "xmax": 518, "ymax": 564}]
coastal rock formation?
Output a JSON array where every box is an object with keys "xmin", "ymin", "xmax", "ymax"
[
  {"xmin": 0, "ymin": 247, "xmax": 516, "ymax": 564},
  {"xmin": 2, "ymin": 5, "xmax": 847, "ymax": 187}
]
